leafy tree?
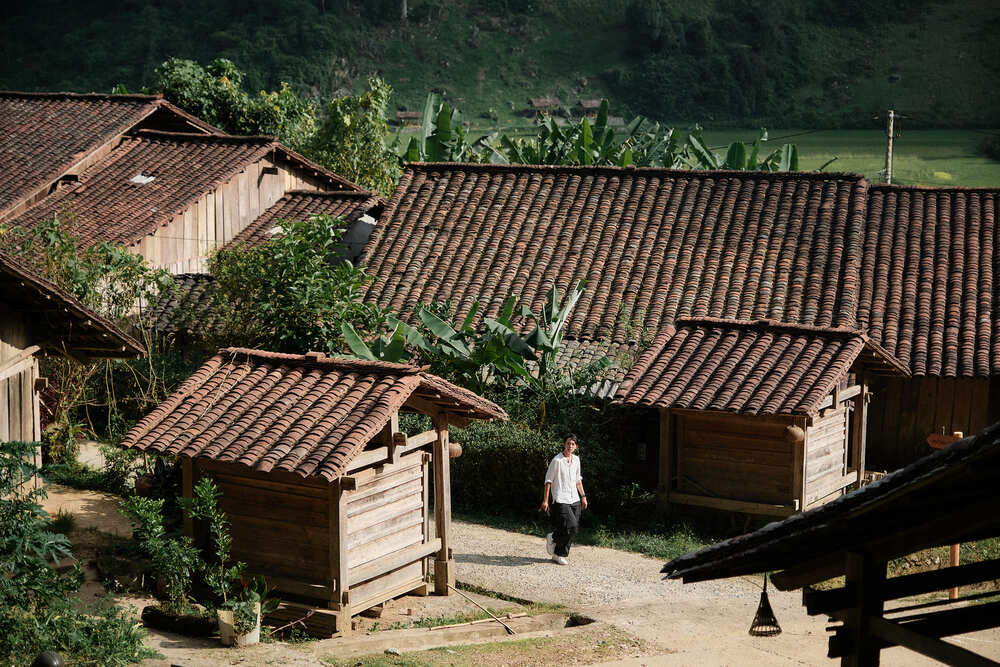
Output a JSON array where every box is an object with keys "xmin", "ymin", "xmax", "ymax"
[
  {"xmin": 207, "ymin": 213, "xmax": 385, "ymax": 355},
  {"xmin": 306, "ymin": 77, "xmax": 401, "ymax": 195},
  {"xmin": 151, "ymin": 58, "xmax": 317, "ymax": 151}
]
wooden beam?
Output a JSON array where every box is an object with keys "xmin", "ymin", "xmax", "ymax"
[
  {"xmin": 182, "ymin": 457, "xmax": 194, "ymax": 538},
  {"xmin": 841, "ymin": 552, "xmax": 886, "ymax": 667},
  {"xmin": 866, "ymin": 616, "xmax": 998, "ymax": 667},
  {"xmin": 657, "ymin": 408, "xmax": 673, "ymax": 508},
  {"xmin": 815, "ymin": 384, "xmax": 862, "ymax": 412},
  {"xmin": 806, "ymin": 558, "xmax": 1000, "ymax": 616},
  {"xmin": 850, "ymin": 384, "xmax": 869, "ymax": 482},
  {"xmin": 772, "ymin": 556, "xmax": 846, "ymax": 591},
  {"xmin": 329, "ymin": 477, "xmax": 349, "ymax": 626},
  {"xmin": 668, "ymin": 492, "xmax": 798, "ymax": 517},
  {"xmin": 0, "ymin": 346, "xmax": 39, "ymax": 383},
  {"xmin": 346, "ymin": 447, "xmax": 389, "ymax": 472},
  {"xmin": 432, "ymin": 414, "xmax": 454, "ymax": 594},
  {"xmin": 348, "ymin": 538, "xmax": 441, "ymax": 586},
  {"xmin": 404, "ymin": 394, "xmax": 442, "ymax": 418}
]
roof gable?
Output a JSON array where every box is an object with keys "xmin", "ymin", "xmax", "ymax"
[
  {"xmin": 363, "ymin": 163, "xmax": 870, "ymax": 343},
  {"xmin": 6, "ymin": 131, "xmax": 361, "ymax": 249},
  {"xmin": 120, "ymin": 348, "xmax": 505, "ymax": 481},
  {"xmin": 0, "ymin": 91, "xmax": 222, "ymax": 220}
]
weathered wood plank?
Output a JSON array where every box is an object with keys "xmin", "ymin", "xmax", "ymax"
[
  {"xmin": 349, "ymin": 561, "xmax": 423, "ymax": 610},
  {"xmin": 347, "ymin": 524, "xmax": 423, "ymax": 569},
  {"xmin": 347, "ymin": 508, "xmax": 423, "ymax": 549},
  {"xmin": 348, "ymin": 538, "xmax": 441, "ymax": 586},
  {"xmin": 346, "ymin": 478, "xmax": 423, "ymax": 518},
  {"xmin": 669, "ymin": 492, "xmax": 798, "ymax": 517}
]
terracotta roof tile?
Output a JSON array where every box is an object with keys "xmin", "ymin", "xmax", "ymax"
[
  {"xmin": 615, "ymin": 318, "xmax": 906, "ymax": 416},
  {"xmin": 229, "ymin": 189, "xmax": 383, "ymax": 248},
  {"xmin": 858, "ymin": 185, "xmax": 1000, "ymax": 376},
  {"xmin": 0, "ymin": 92, "xmax": 159, "ymax": 217},
  {"xmin": 363, "ymin": 164, "xmax": 870, "ymax": 343},
  {"xmin": 148, "ymin": 273, "xmax": 220, "ymax": 336},
  {"xmin": 121, "ymin": 348, "xmax": 506, "ymax": 481},
  {"xmin": 6, "ymin": 130, "xmax": 362, "ymax": 250}
]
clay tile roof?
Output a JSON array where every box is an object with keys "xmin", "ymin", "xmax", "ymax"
[
  {"xmin": 120, "ymin": 348, "xmax": 506, "ymax": 481},
  {"xmin": 229, "ymin": 189, "xmax": 383, "ymax": 248},
  {"xmin": 5, "ymin": 130, "xmax": 360, "ymax": 250},
  {"xmin": 614, "ymin": 318, "xmax": 907, "ymax": 416},
  {"xmin": 363, "ymin": 164, "xmax": 870, "ymax": 356},
  {"xmin": 0, "ymin": 250, "xmax": 143, "ymax": 359},
  {"xmin": 148, "ymin": 273, "xmax": 220, "ymax": 336},
  {"xmin": 0, "ymin": 91, "xmax": 160, "ymax": 218},
  {"xmin": 858, "ymin": 185, "xmax": 1000, "ymax": 377}
]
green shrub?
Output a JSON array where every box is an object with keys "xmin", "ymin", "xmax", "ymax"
[{"xmin": 0, "ymin": 441, "xmax": 157, "ymax": 665}]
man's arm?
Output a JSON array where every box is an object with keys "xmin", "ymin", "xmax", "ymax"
[
  {"xmin": 541, "ymin": 481, "xmax": 552, "ymax": 512},
  {"xmin": 576, "ymin": 479, "xmax": 587, "ymax": 510}
]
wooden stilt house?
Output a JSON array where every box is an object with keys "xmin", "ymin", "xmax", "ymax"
[
  {"xmin": 120, "ymin": 348, "xmax": 506, "ymax": 635},
  {"xmin": 615, "ymin": 319, "xmax": 909, "ymax": 516}
]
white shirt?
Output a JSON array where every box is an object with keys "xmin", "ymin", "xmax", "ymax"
[{"xmin": 545, "ymin": 452, "xmax": 582, "ymax": 504}]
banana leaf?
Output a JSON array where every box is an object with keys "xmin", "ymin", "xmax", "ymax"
[{"xmin": 341, "ymin": 322, "xmax": 376, "ymax": 360}]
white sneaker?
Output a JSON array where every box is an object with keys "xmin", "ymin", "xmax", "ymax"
[
  {"xmin": 546, "ymin": 533, "xmax": 555, "ymax": 556},
  {"xmin": 555, "ymin": 556, "xmax": 569, "ymax": 566}
]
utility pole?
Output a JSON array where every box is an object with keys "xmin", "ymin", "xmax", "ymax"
[{"xmin": 883, "ymin": 109, "xmax": 895, "ymax": 184}]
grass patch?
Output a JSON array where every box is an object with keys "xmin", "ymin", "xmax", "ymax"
[
  {"xmin": 41, "ymin": 462, "xmax": 107, "ymax": 491},
  {"xmin": 50, "ymin": 509, "xmax": 76, "ymax": 535}
]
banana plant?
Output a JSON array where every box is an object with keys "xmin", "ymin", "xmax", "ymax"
[{"xmin": 404, "ymin": 93, "xmax": 481, "ymax": 163}]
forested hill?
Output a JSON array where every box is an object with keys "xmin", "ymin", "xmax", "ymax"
[{"xmin": 2, "ymin": 0, "xmax": 998, "ymax": 129}]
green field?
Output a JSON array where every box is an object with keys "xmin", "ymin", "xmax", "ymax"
[{"xmin": 702, "ymin": 129, "xmax": 1000, "ymax": 187}]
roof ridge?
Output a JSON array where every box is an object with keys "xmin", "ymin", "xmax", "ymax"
[
  {"xmin": 674, "ymin": 317, "xmax": 864, "ymax": 337},
  {"xmin": 132, "ymin": 129, "xmax": 278, "ymax": 145},
  {"xmin": 870, "ymin": 183, "xmax": 1000, "ymax": 193},
  {"xmin": 0, "ymin": 90, "xmax": 163, "ymax": 102},
  {"xmin": 283, "ymin": 188, "xmax": 381, "ymax": 198},
  {"xmin": 403, "ymin": 161, "xmax": 868, "ymax": 181},
  {"xmin": 220, "ymin": 347, "xmax": 422, "ymax": 374}
]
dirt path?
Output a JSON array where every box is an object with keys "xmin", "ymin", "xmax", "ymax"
[{"xmin": 41, "ymin": 487, "xmax": 1000, "ymax": 665}]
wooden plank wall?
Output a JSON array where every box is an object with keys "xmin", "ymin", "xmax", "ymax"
[
  {"xmin": 674, "ymin": 412, "xmax": 796, "ymax": 505},
  {"xmin": 804, "ymin": 405, "xmax": 851, "ymax": 507},
  {"xmin": 0, "ymin": 308, "xmax": 40, "ymax": 445},
  {"xmin": 134, "ymin": 159, "xmax": 303, "ymax": 274},
  {"xmin": 199, "ymin": 461, "xmax": 332, "ymax": 585},
  {"xmin": 345, "ymin": 451, "xmax": 427, "ymax": 610},
  {"xmin": 866, "ymin": 376, "xmax": 990, "ymax": 470}
]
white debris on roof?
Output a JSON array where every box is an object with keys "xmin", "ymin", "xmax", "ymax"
[{"xmin": 130, "ymin": 174, "xmax": 156, "ymax": 185}]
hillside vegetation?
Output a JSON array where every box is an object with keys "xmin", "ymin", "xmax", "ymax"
[{"xmin": 2, "ymin": 0, "xmax": 998, "ymax": 129}]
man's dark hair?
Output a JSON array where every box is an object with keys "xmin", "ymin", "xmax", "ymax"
[{"xmin": 564, "ymin": 433, "xmax": 578, "ymax": 443}]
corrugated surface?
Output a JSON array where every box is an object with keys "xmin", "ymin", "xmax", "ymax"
[
  {"xmin": 230, "ymin": 189, "xmax": 382, "ymax": 247},
  {"xmin": 120, "ymin": 348, "xmax": 506, "ymax": 481},
  {"xmin": 859, "ymin": 185, "xmax": 1000, "ymax": 376},
  {"xmin": 363, "ymin": 164, "xmax": 869, "ymax": 344},
  {"xmin": 0, "ymin": 92, "xmax": 159, "ymax": 216},
  {"xmin": 615, "ymin": 318, "xmax": 872, "ymax": 415}
]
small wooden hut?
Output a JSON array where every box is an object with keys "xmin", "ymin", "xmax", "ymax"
[
  {"xmin": 1, "ymin": 251, "xmax": 142, "ymax": 465},
  {"xmin": 120, "ymin": 348, "xmax": 506, "ymax": 635},
  {"xmin": 664, "ymin": 422, "xmax": 1000, "ymax": 666},
  {"xmin": 615, "ymin": 319, "xmax": 908, "ymax": 516}
]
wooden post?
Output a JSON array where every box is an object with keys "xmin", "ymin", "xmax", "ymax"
[
  {"xmin": 381, "ymin": 411, "xmax": 401, "ymax": 464},
  {"xmin": 851, "ymin": 383, "xmax": 870, "ymax": 485},
  {"xmin": 415, "ymin": 451, "xmax": 432, "ymax": 596},
  {"xmin": 182, "ymin": 457, "xmax": 194, "ymax": 538},
  {"xmin": 791, "ymin": 420, "xmax": 806, "ymax": 511},
  {"xmin": 657, "ymin": 408, "xmax": 673, "ymax": 510},
  {"xmin": 432, "ymin": 415, "xmax": 454, "ymax": 594},
  {"xmin": 328, "ymin": 478, "xmax": 351, "ymax": 634},
  {"xmin": 842, "ymin": 552, "xmax": 887, "ymax": 667}
]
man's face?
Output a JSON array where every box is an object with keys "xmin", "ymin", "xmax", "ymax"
[{"xmin": 564, "ymin": 438, "xmax": 578, "ymax": 454}]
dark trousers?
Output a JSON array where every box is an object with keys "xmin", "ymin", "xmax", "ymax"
[{"xmin": 550, "ymin": 501, "xmax": 581, "ymax": 557}]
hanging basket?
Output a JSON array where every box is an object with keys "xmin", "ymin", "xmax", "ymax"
[{"xmin": 748, "ymin": 574, "xmax": 781, "ymax": 637}]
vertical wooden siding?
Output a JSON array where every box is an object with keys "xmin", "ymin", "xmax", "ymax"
[
  {"xmin": 134, "ymin": 159, "xmax": 302, "ymax": 274},
  {"xmin": 866, "ymin": 376, "xmax": 990, "ymax": 470},
  {"xmin": 0, "ymin": 309, "xmax": 40, "ymax": 446},
  {"xmin": 804, "ymin": 406, "xmax": 851, "ymax": 507}
]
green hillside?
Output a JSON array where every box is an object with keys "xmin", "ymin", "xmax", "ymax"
[{"xmin": 2, "ymin": 0, "xmax": 998, "ymax": 129}]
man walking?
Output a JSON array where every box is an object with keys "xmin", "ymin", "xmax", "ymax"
[{"xmin": 540, "ymin": 434, "xmax": 587, "ymax": 565}]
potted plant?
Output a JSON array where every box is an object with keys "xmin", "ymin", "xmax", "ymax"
[
  {"xmin": 217, "ymin": 576, "xmax": 278, "ymax": 647},
  {"xmin": 185, "ymin": 479, "xmax": 277, "ymax": 647}
]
